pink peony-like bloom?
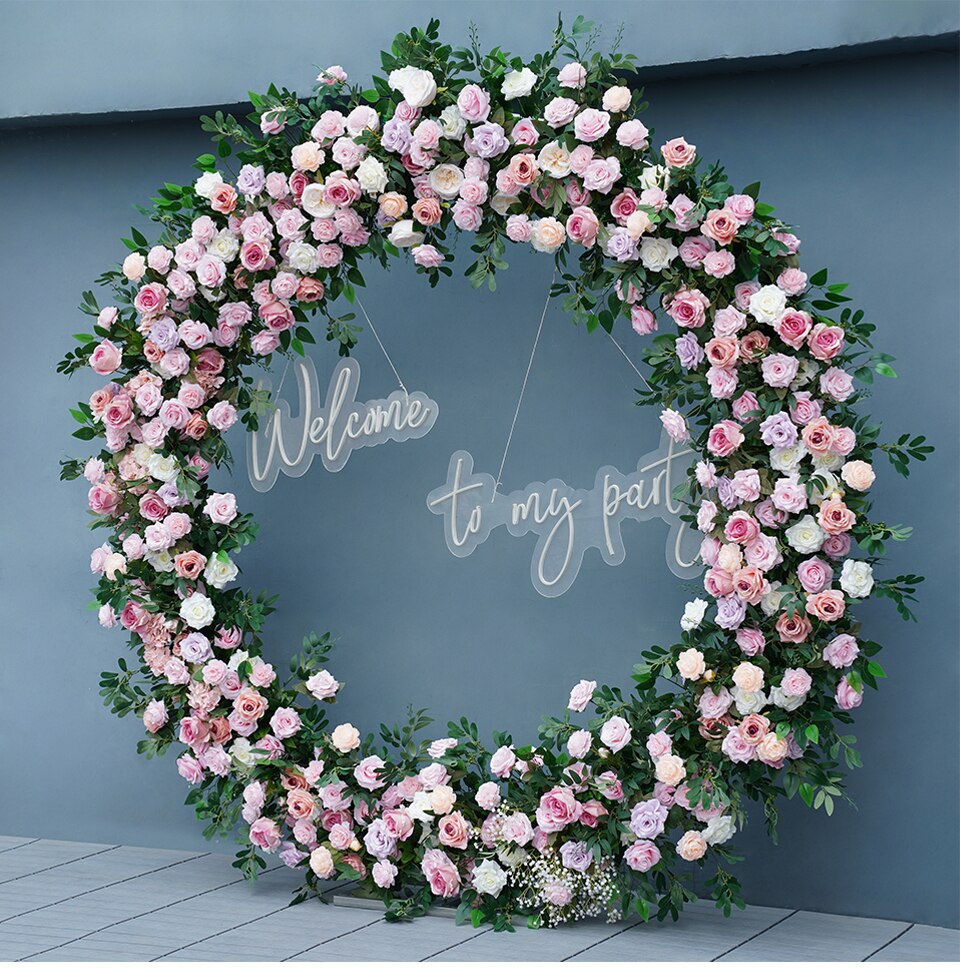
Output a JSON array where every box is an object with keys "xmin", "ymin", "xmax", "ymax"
[
  {"xmin": 707, "ymin": 420, "xmax": 744, "ymax": 457},
  {"xmin": 625, "ymin": 839, "xmax": 661, "ymax": 872}
]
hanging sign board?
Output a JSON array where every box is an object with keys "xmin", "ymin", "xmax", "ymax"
[
  {"xmin": 426, "ymin": 434, "xmax": 701, "ymax": 597},
  {"xmin": 247, "ymin": 356, "xmax": 439, "ymax": 491}
]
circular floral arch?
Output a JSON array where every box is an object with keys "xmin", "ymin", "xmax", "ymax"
[{"xmin": 61, "ymin": 18, "xmax": 926, "ymax": 930}]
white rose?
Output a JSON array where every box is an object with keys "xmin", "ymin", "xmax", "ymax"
[
  {"xmin": 227, "ymin": 649, "xmax": 250, "ymax": 671},
  {"xmin": 230, "ymin": 738, "xmax": 257, "ymax": 769},
  {"xmin": 760, "ymin": 583, "xmax": 788, "ymax": 617},
  {"xmin": 812, "ymin": 451, "xmax": 844, "ymax": 472},
  {"xmin": 356, "ymin": 156, "xmax": 388, "ymax": 196},
  {"xmin": 408, "ymin": 789, "xmax": 434, "ymax": 822},
  {"xmin": 791, "ymin": 358, "xmax": 819, "ymax": 390},
  {"xmin": 639, "ymin": 236, "xmax": 679, "ymax": 272},
  {"xmin": 204, "ymin": 552, "xmax": 239, "ymax": 590},
  {"xmin": 703, "ymin": 815, "xmax": 736, "ymax": 846},
  {"xmin": 537, "ymin": 141, "xmax": 571, "ymax": 178},
  {"xmin": 748, "ymin": 285, "xmax": 787, "ymax": 325},
  {"xmin": 132, "ymin": 443, "xmax": 154, "ymax": 465},
  {"xmin": 809, "ymin": 471, "xmax": 839, "ymax": 504},
  {"xmin": 194, "ymin": 171, "xmax": 225, "ymax": 199},
  {"xmin": 145, "ymin": 548, "xmax": 175, "ymax": 573},
  {"xmin": 840, "ymin": 560, "xmax": 874, "ymax": 599},
  {"xmin": 148, "ymin": 453, "xmax": 178, "ymax": 482},
  {"xmin": 472, "ymin": 858, "xmax": 508, "ymax": 896},
  {"xmin": 179, "ymin": 592, "xmax": 215, "ymax": 629},
  {"xmin": 502, "ymin": 67, "xmax": 537, "ymax": 99},
  {"xmin": 680, "ymin": 597, "xmax": 708, "ymax": 631},
  {"xmin": 785, "ymin": 514, "xmax": 826, "ymax": 554},
  {"xmin": 438, "ymin": 104, "xmax": 467, "ymax": 140},
  {"xmin": 388, "ymin": 219, "xmax": 424, "ymax": 248},
  {"xmin": 602, "ymin": 85, "xmax": 632, "ymax": 112},
  {"xmin": 770, "ymin": 686, "xmax": 806, "ymax": 712},
  {"xmin": 429, "ymin": 163, "xmax": 464, "ymax": 200},
  {"xmin": 208, "ymin": 230, "xmax": 239, "ymax": 263},
  {"xmin": 301, "ymin": 183, "xmax": 334, "ymax": 218},
  {"xmin": 639, "ymin": 164, "xmax": 670, "ymax": 190},
  {"xmin": 287, "ymin": 241, "xmax": 321, "ymax": 273},
  {"xmin": 388, "ymin": 66, "xmax": 437, "ymax": 108},
  {"xmin": 490, "ymin": 192, "xmax": 519, "ymax": 216},
  {"xmin": 496, "ymin": 845, "xmax": 528, "ymax": 868},
  {"xmin": 731, "ymin": 687, "xmax": 767, "ymax": 715},
  {"xmin": 770, "ymin": 443, "xmax": 808, "ymax": 474}
]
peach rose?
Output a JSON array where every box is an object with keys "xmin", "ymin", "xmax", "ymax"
[
  {"xmin": 378, "ymin": 192, "xmax": 408, "ymax": 220},
  {"xmin": 841, "ymin": 460, "xmax": 875, "ymax": 491},
  {"xmin": 776, "ymin": 611, "xmax": 813, "ymax": 644},
  {"xmin": 411, "ymin": 197, "xmax": 442, "ymax": 226},
  {"xmin": 676, "ymin": 830, "xmax": 708, "ymax": 861},
  {"xmin": 430, "ymin": 784, "xmax": 456, "ymax": 816},
  {"xmin": 676, "ymin": 648, "xmax": 706, "ymax": 681},
  {"xmin": 818, "ymin": 498, "xmax": 856, "ymax": 535},
  {"xmin": 806, "ymin": 589, "xmax": 846, "ymax": 622},
  {"xmin": 331, "ymin": 723, "xmax": 361, "ymax": 753},
  {"xmin": 757, "ymin": 732, "xmax": 789, "ymax": 764},
  {"xmin": 437, "ymin": 811, "xmax": 470, "ymax": 849},
  {"xmin": 655, "ymin": 754, "xmax": 686, "ymax": 786}
]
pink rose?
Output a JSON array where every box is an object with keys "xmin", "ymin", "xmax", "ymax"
[
  {"xmin": 557, "ymin": 62, "xmax": 586, "ymax": 88},
  {"xmin": 616, "ymin": 119, "xmax": 649, "ymax": 149},
  {"xmin": 661, "ymin": 137, "xmax": 696, "ymax": 167},
  {"xmin": 490, "ymin": 745, "xmax": 516, "ymax": 778},
  {"xmin": 824, "ymin": 633, "xmax": 859, "ymax": 668},
  {"xmin": 566, "ymin": 206, "xmax": 599, "ymax": 247},
  {"xmin": 707, "ymin": 420, "xmax": 744, "ymax": 457},
  {"xmin": 354, "ymin": 755, "xmax": 386, "ymax": 791},
  {"xmin": 90, "ymin": 340, "xmax": 122, "ymax": 376},
  {"xmin": 535, "ymin": 786, "xmax": 582, "ymax": 833},
  {"xmin": 835, "ymin": 676, "xmax": 863, "ymax": 710},
  {"xmin": 207, "ymin": 401, "xmax": 238, "ymax": 431},
  {"xmin": 573, "ymin": 107, "xmax": 611, "ymax": 143},
  {"xmin": 599, "ymin": 715, "xmax": 632, "ymax": 753},
  {"xmin": 457, "ymin": 84, "xmax": 490, "ymax": 122},
  {"xmin": 204, "ymin": 491, "xmax": 237, "ymax": 524},
  {"xmin": 543, "ymin": 96, "xmax": 579, "ymax": 128},
  {"xmin": 797, "ymin": 556, "xmax": 833, "ymax": 594},
  {"xmin": 421, "ymin": 848, "xmax": 460, "ymax": 897},
  {"xmin": 568, "ymin": 679, "xmax": 597, "ymax": 712},
  {"xmin": 625, "ymin": 839, "xmax": 661, "ymax": 873}
]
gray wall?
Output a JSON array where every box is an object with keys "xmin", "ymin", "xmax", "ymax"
[{"xmin": 0, "ymin": 22, "xmax": 957, "ymax": 929}]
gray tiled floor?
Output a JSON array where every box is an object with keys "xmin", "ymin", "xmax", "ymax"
[{"xmin": 0, "ymin": 836, "xmax": 956, "ymax": 962}]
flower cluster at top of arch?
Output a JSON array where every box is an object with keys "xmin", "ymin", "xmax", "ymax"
[{"xmin": 61, "ymin": 18, "xmax": 925, "ymax": 930}]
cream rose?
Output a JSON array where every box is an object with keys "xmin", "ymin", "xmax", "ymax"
[
  {"xmin": 301, "ymin": 183, "xmax": 335, "ymax": 218},
  {"xmin": 204, "ymin": 552, "xmax": 238, "ymax": 590},
  {"xmin": 639, "ymin": 236, "xmax": 678, "ymax": 271},
  {"xmin": 655, "ymin": 754, "xmax": 686, "ymax": 786},
  {"xmin": 472, "ymin": 858, "xmax": 508, "ymax": 896},
  {"xmin": 331, "ymin": 722, "xmax": 361, "ymax": 753},
  {"xmin": 530, "ymin": 217, "xmax": 566, "ymax": 253},
  {"xmin": 733, "ymin": 661, "xmax": 764, "ymax": 693},
  {"xmin": 438, "ymin": 105, "xmax": 467, "ymax": 140},
  {"xmin": 676, "ymin": 648, "xmax": 705, "ymax": 681},
  {"xmin": 840, "ymin": 560, "xmax": 874, "ymax": 598},
  {"xmin": 602, "ymin": 85, "xmax": 632, "ymax": 112},
  {"xmin": 785, "ymin": 515, "xmax": 826, "ymax": 554},
  {"xmin": 429, "ymin": 163, "xmax": 465, "ymax": 200},
  {"xmin": 626, "ymin": 210, "xmax": 653, "ymax": 239},
  {"xmin": 388, "ymin": 66, "xmax": 437, "ymax": 108},
  {"xmin": 677, "ymin": 830, "xmax": 708, "ymax": 861},
  {"xmin": 748, "ymin": 284, "xmax": 787, "ymax": 325},
  {"xmin": 537, "ymin": 141, "xmax": 571, "ymax": 178}
]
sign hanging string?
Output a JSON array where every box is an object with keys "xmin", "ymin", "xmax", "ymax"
[
  {"xmin": 356, "ymin": 296, "xmax": 409, "ymax": 402},
  {"xmin": 496, "ymin": 271, "xmax": 556, "ymax": 490},
  {"xmin": 604, "ymin": 328, "xmax": 657, "ymax": 394}
]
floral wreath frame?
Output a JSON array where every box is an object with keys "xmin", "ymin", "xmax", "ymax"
[{"xmin": 60, "ymin": 18, "xmax": 928, "ymax": 931}]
